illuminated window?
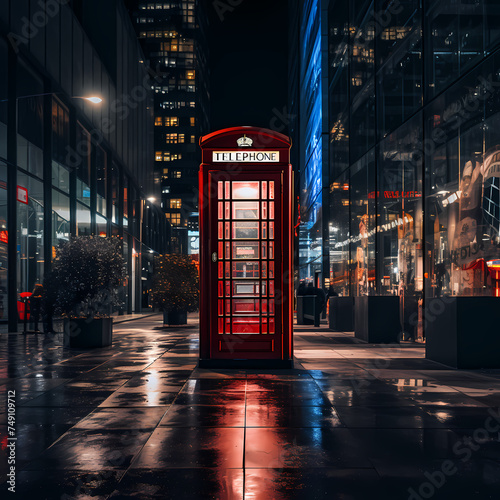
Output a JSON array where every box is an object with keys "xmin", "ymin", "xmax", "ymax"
[
  {"xmin": 170, "ymin": 213, "xmax": 181, "ymax": 225},
  {"xmin": 186, "ymin": 70, "xmax": 195, "ymax": 80},
  {"xmin": 190, "ymin": 117, "xmax": 195, "ymax": 126},
  {"xmin": 166, "ymin": 133, "xmax": 178, "ymax": 144},
  {"xmin": 190, "ymin": 135, "xmax": 195, "ymax": 144},
  {"xmin": 172, "ymin": 170, "xmax": 181, "ymax": 178},
  {"xmin": 155, "ymin": 117, "xmax": 163, "ymax": 126},
  {"xmin": 170, "ymin": 199, "xmax": 182, "ymax": 209},
  {"xmin": 178, "ymin": 134, "xmax": 185, "ymax": 143},
  {"xmin": 165, "ymin": 116, "xmax": 178, "ymax": 126},
  {"xmin": 155, "ymin": 151, "xmax": 162, "ymax": 161},
  {"xmin": 163, "ymin": 168, "xmax": 169, "ymax": 176},
  {"xmin": 189, "ymin": 101, "xmax": 195, "ymax": 108}
]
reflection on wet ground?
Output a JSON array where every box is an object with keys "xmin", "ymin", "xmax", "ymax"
[{"xmin": 1, "ymin": 315, "xmax": 500, "ymax": 499}]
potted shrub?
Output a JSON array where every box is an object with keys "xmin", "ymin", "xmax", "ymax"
[
  {"xmin": 43, "ymin": 236, "xmax": 126, "ymax": 348},
  {"xmin": 151, "ymin": 254, "xmax": 199, "ymax": 325}
]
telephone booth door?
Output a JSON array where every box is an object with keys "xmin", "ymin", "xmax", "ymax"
[{"xmin": 199, "ymin": 127, "xmax": 293, "ymax": 368}]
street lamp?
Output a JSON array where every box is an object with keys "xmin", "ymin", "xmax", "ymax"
[{"xmin": 0, "ymin": 93, "xmax": 103, "ymax": 103}]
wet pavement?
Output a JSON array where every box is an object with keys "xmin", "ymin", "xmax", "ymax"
[{"xmin": 1, "ymin": 315, "xmax": 500, "ymax": 499}]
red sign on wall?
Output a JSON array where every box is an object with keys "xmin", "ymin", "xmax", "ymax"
[{"xmin": 17, "ymin": 186, "xmax": 28, "ymax": 204}]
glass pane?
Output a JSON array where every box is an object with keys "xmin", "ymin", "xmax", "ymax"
[
  {"xmin": 225, "ymin": 222, "xmax": 230, "ymax": 239},
  {"xmin": 232, "ymin": 201, "xmax": 259, "ymax": 219},
  {"xmin": 218, "ymin": 261, "xmax": 223, "ymax": 279},
  {"xmin": 225, "ymin": 281, "xmax": 230, "ymax": 296},
  {"xmin": 269, "ymin": 317, "xmax": 275, "ymax": 334},
  {"xmin": 262, "ymin": 222, "xmax": 267, "ymax": 239},
  {"xmin": 218, "ymin": 202, "xmax": 223, "ymax": 219},
  {"xmin": 232, "ymin": 318, "xmax": 260, "ymax": 334},
  {"xmin": 226, "ymin": 299, "xmax": 230, "ymax": 314},
  {"xmin": 218, "ymin": 222, "xmax": 223, "ymax": 239},
  {"xmin": 232, "ymin": 299, "xmax": 260, "ymax": 314},
  {"xmin": 232, "ymin": 181, "xmax": 260, "ymax": 199},
  {"xmin": 262, "ymin": 202, "xmax": 267, "ymax": 219},
  {"xmin": 218, "ymin": 281, "xmax": 223, "ymax": 297},
  {"xmin": 225, "ymin": 261, "xmax": 230, "ymax": 278},
  {"xmin": 262, "ymin": 181, "xmax": 268, "ymax": 199},
  {"xmin": 225, "ymin": 202, "xmax": 230, "ymax": 219},
  {"xmin": 218, "ymin": 241, "xmax": 223, "ymax": 259},
  {"xmin": 269, "ymin": 202, "xmax": 275, "ymax": 219},
  {"xmin": 218, "ymin": 299, "xmax": 223, "ymax": 315},
  {"xmin": 232, "ymin": 261, "xmax": 259, "ymax": 278},
  {"xmin": 269, "ymin": 181, "xmax": 275, "ymax": 199},
  {"xmin": 262, "ymin": 319, "xmax": 268, "ymax": 334},
  {"xmin": 218, "ymin": 317, "xmax": 224, "ymax": 334},
  {"xmin": 269, "ymin": 241, "xmax": 274, "ymax": 259},
  {"xmin": 269, "ymin": 261, "xmax": 274, "ymax": 278},
  {"xmin": 225, "ymin": 181, "xmax": 230, "ymax": 199},
  {"xmin": 218, "ymin": 181, "xmax": 223, "ymax": 199},
  {"xmin": 232, "ymin": 241, "xmax": 259, "ymax": 259},
  {"xmin": 225, "ymin": 241, "xmax": 230, "ymax": 259},
  {"xmin": 261, "ymin": 242, "xmax": 267, "ymax": 259},
  {"xmin": 270, "ymin": 222, "xmax": 274, "ymax": 239},
  {"xmin": 262, "ymin": 261, "xmax": 267, "ymax": 278},
  {"xmin": 232, "ymin": 221, "xmax": 259, "ymax": 239},
  {"xmin": 233, "ymin": 281, "xmax": 260, "ymax": 296}
]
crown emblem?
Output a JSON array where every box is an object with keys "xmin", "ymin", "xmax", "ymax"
[{"xmin": 237, "ymin": 134, "xmax": 253, "ymax": 147}]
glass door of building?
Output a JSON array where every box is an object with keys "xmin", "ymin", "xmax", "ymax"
[{"xmin": 209, "ymin": 173, "xmax": 283, "ymax": 358}]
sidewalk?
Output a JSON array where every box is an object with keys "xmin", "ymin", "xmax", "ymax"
[{"xmin": 1, "ymin": 316, "xmax": 500, "ymax": 499}]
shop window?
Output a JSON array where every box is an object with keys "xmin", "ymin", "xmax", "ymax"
[{"xmin": 17, "ymin": 173, "xmax": 44, "ymax": 294}]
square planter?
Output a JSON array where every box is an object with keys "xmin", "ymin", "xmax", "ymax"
[
  {"xmin": 64, "ymin": 318, "xmax": 113, "ymax": 348},
  {"xmin": 354, "ymin": 296, "xmax": 400, "ymax": 343},
  {"xmin": 296, "ymin": 296, "xmax": 319, "ymax": 326},
  {"xmin": 426, "ymin": 296, "xmax": 500, "ymax": 369},
  {"xmin": 163, "ymin": 310, "xmax": 188, "ymax": 325},
  {"xmin": 329, "ymin": 297, "xmax": 354, "ymax": 331}
]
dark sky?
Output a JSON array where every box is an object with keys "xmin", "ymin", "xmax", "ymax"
[{"xmin": 204, "ymin": 0, "xmax": 289, "ymax": 133}]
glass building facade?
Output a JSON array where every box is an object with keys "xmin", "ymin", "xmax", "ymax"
[
  {"xmin": 291, "ymin": 0, "xmax": 500, "ymax": 339},
  {"xmin": 0, "ymin": 0, "xmax": 168, "ymax": 332},
  {"xmin": 126, "ymin": 0, "xmax": 210, "ymax": 255},
  {"xmin": 294, "ymin": 0, "xmax": 329, "ymax": 285}
]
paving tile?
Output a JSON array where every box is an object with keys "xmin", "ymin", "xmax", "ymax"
[
  {"xmin": 108, "ymin": 469, "xmax": 243, "ymax": 500},
  {"xmin": 0, "ymin": 470, "xmax": 124, "ymax": 499},
  {"xmin": 245, "ymin": 428, "xmax": 372, "ymax": 468},
  {"xmin": 131, "ymin": 427, "xmax": 244, "ymax": 469},
  {"xmin": 245, "ymin": 404, "xmax": 343, "ymax": 428},
  {"xmin": 23, "ymin": 429, "xmax": 153, "ymax": 471},
  {"xmin": 159, "ymin": 404, "xmax": 245, "ymax": 427},
  {"xmin": 244, "ymin": 468, "xmax": 382, "ymax": 500}
]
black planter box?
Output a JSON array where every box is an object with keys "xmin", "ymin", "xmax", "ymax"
[
  {"xmin": 426, "ymin": 296, "xmax": 500, "ymax": 369},
  {"xmin": 163, "ymin": 310, "xmax": 188, "ymax": 325},
  {"xmin": 329, "ymin": 297, "xmax": 354, "ymax": 331},
  {"xmin": 64, "ymin": 318, "xmax": 113, "ymax": 348},
  {"xmin": 296, "ymin": 295, "xmax": 319, "ymax": 326},
  {"xmin": 354, "ymin": 296, "xmax": 400, "ymax": 343}
]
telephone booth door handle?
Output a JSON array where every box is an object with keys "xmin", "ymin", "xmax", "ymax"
[{"xmin": 212, "ymin": 252, "xmax": 217, "ymax": 263}]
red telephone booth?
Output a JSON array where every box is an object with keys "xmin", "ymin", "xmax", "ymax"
[{"xmin": 199, "ymin": 127, "xmax": 293, "ymax": 368}]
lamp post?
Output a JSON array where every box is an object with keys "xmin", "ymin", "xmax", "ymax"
[{"xmin": 0, "ymin": 93, "xmax": 103, "ymax": 103}]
